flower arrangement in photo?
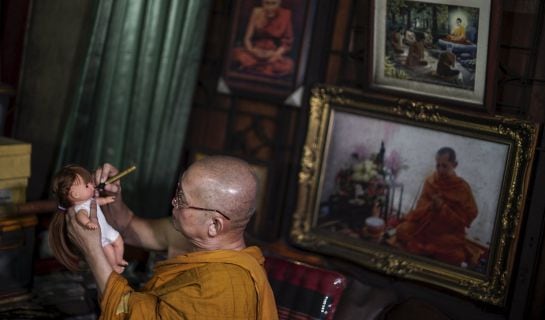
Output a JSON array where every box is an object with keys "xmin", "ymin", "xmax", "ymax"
[{"xmin": 333, "ymin": 142, "xmax": 408, "ymax": 209}]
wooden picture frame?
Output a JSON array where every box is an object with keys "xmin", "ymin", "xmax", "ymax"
[
  {"xmin": 290, "ymin": 85, "xmax": 539, "ymax": 306},
  {"xmin": 218, "ymin": 0, "xmax": 316, "ymax": 106},
  {"xmin": 370, "ymin": 0, "xmax": 501, "ymax": 111}
]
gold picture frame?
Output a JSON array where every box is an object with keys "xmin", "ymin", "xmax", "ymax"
[{"xmin": 290, "ymin": 85, "xmax": 539, "ymax": 306}]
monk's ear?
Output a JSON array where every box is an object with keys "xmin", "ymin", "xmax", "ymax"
[{"xmin": 208, "ymin": 217, "xmax": 224, "ymax": 237}]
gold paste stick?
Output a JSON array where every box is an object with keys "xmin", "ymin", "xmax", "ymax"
[{"xmin": 97, "ymin": 165, "xmax": 136, "ymax": 190}]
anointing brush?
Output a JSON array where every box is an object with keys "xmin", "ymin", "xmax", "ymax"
[{"xmin": 96, "ymin": 165, "xmax": 136, "ymax": 190}]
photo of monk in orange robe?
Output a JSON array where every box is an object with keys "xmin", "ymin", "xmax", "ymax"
[
  {"xmin": 396, "ymin": 147, "xmax": 478, "ymax": 266},
  {"xmin": 231, "ymin": 0, "xmax": 294, "ymax": 77}
]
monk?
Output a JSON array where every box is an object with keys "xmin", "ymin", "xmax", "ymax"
[
  {"xmin": 395, "ymin": 147, "xmax": 478, "ymax": 266},
  {"xmin": 231, "ymin": 0, "xmax": 294, "ymax": 77},
  {"xmin": 65, "ymin": 156, "xmax": 278, "ymax": 319},
  {"xmin": 389, "ymin": 26, "xmax": 404, "ymax": 54},
  {"xmin": 445, "ymin": 17, "xmax": 468, "ymax": 43},
  {"xmin": 405, "ymin": 31, "xmax": 428, "ymax": 67}
]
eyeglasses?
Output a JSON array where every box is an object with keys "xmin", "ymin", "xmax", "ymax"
[{"xmin": 172, "ymin": 183, "xmax": 231, "ymax": 220}]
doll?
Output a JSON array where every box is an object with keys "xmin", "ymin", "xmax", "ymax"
[{"xmin": 49, "ymin": 164, "xmax": 128, "ymax": 273}]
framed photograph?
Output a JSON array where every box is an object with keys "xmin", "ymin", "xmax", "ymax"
[
  {"xmin": 290, "ymin": 85, "xmax": 539, "ymax": 306},
  {"xmin": 371, "ymin": 0, "xmax": 501, "ymax": 110},
  {"xmin": 218, "ymin": 0, "xmax": 316, "ymax": 106}
]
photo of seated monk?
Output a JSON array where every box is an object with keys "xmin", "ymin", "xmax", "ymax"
[
  {"xmin": 395, "ymin": 147, "xmax": 478, "ymax": 266},
  {"xmin": 230, "ymin": 0, "xmax": 295, "ymax": 77},
  {"xmin": 444, "ymin": 17, "xmax": 472, "ymax": 45}
]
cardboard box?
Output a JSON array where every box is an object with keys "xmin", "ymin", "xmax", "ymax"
[
  {"xmin": 0, "ymin": 137, "xmax": 31, "ymax": 180},
  {"xmin": 0, "ymin": 137, "xmax": 31, "ymax": 205}
]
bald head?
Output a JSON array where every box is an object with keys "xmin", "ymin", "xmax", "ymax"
[{"xmin": 182, "ymin": 156, "xmax": 258, "ymax": 225}]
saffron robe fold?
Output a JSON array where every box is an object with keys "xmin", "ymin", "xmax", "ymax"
[
  {"xmin": 396, "ymin": 173, "xmax": 478, "ymax": 265},
  {"xmin": 100, "ymin": 246, "xmax": 278, "ymax": 319}
]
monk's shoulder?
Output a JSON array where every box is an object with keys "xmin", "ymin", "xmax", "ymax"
[
  {"xmin": 153, "ymin": 263, "xmax": 258, "ymax": 318},
  {"xmin": 197, "ymin": 263, "xmax": 257, "ymax": 302},
  {"xmin": 277, "ymin": 7, "xmax": 292, "ymax": 18},
  {"xmin": 155, "ymin": 263, "xmax": 254, "ymax": 296},
  {"xmin": 454, "ymin": 175, "xmax": 472, "ymax": 190},
  {"xmin": 199, "ymin": 262, "xmax": 254, "ymax": 282}
]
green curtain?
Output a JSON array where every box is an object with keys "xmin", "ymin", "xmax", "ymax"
[{"xmin": 56, "ymin": 0, "xmax": 211, "ymax": 218}]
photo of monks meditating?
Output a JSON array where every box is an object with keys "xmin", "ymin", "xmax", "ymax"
[{"xmin": 384, "ymin": 2, "xmax": 481, "ymax": 90}]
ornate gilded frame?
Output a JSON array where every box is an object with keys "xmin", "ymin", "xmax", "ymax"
[{"xmin": 291, "ymin": 85, "xmax": 539, "ymax": 306}]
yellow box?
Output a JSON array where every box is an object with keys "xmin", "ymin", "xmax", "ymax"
[
  {"xmin": 0, "ymin": 137, "xmax": 31, "ymax": 181},
  {"xmin": 0, "ymin": 178, "xmax": 27, "ymax": 204}
]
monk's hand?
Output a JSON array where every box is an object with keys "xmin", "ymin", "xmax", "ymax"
[
  {"xmin": 269, "ymin": 47, "xmax": 286, "ymax": 62},
  {"xmin": 94, "ymin": 163, "xmax": 122, "ymax": 196},
  {"xmin": 269, "ymin": 52, "xmax": 282, "ymax": 62},
  {"xmin": 253, "ymin": 48, "xmax": 273, "ymax": 59},
  {"xmin": 66, "ymin": 199, "xmax": 102, "ymax": 256},
  {"xmin": 431, "ymin": 193, "xmax": 444, "ymax": 210}
]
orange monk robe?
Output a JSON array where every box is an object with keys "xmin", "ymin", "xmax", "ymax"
[
  {"xmin": 232, "ymin": 7, "xmax": 294, "ymax": 76},
  {"xmin": 396, "ymin": 172, "xmax": 478, "ymax": 266},
  {"xmin": 446, "ymin": 25, "xmax": 466, "ymax": 42},
  {"xmin": 405, "ymin": 41, "xmax": 427, "ymax": 67},
  {"xmin": 100, "ymin": 246, "xmax": 278, "ymax": 320}
]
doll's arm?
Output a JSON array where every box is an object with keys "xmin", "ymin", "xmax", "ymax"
[
  {"xmin": 76, "ymin": 209, "xmax": 98, "ymax": 230},
  {"xmin": 95, "ymin": 196, "xmax": 116, "ymax": 206}
]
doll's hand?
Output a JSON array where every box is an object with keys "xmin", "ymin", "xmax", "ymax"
[
  {"xmin": 66, "ymin": 199, "xmax": 102, "ymax": 256},
  {"xmin": 95, "ymin": 195, "xmax": 116, "ymax": 206},
  {"xmin": 103, "ymin": 196, "xmax": 116, "ymax": 204},
  {"xmin": 85, "ymin": 221, "xmax": 98, "ymax": 230}
]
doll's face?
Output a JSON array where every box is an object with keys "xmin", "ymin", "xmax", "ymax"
[{"xmin": 69, "ymin": 174, "xmax": 95, "ymax": 202}]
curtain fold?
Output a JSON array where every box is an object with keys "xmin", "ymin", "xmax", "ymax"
[{"xmin": 56, "ymin": 0, "xmax": 212, "ymax": 217}]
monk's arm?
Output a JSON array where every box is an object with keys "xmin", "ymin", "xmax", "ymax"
[
  {"xmin": 270, "ymin": 11, "xmax": 293, "ymax": 61},
  {"xmin": 95, "ymin": 163, "xmax": 190, "ymax": 255},
  {"xmin": 243, "ymin": 9, "xmax": 258, "ymax": 52},
  {"xmin": 101, "ymin": 195, "xmax": 188, "ymax": 252},
  {"xmin": 405, "ymin": 179, "xmax": 434, "ymax": 221}
]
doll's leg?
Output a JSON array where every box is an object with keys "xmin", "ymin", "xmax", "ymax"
[
  {"xmin": 103, "ymin": 244, "xmax": 124, "ymax": 273},
  {"xmin": 111, "ymin": 235, "xmax": 128, "ymax": 266}
]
